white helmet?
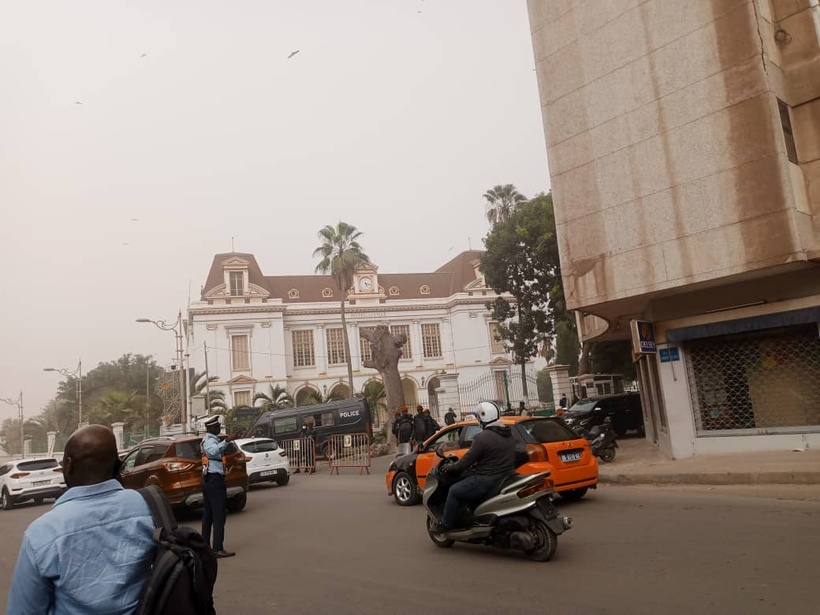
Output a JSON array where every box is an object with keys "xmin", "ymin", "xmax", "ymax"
[{"xmin": 474, "ymin": 401, "xmax": 501, "ymax": 427}]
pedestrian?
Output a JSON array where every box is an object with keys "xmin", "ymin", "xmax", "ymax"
[
  {"xmin": 7, "ymin": 425, "xmax": 156, "ymax": 614},
  {"xmin": 302, "ymin": 417, "xmax": 316, "ymax": 474},
  {"xmin": 396, "ymin": 406, "xmax": 413, "ymax": 454},
  {"xmin": 391, "ymin": 409, "xmax": 402, "ymax": 440},
  {"xmin": 518, "ymin": 401, "xmax": 527, "ymax": 416},
  {"xmin": 444, "ymin": 407, "xmax": 457, "ymax": 426},
  {"xmin": 559, "ymin": 394, "xmax": 568, "ymax": 409},
  {"xmin": 571, "ymin": 394, "xmax": 579, "ymax": 406},
  {"xmin": 412, "ymin": 404, "xmax": 426, "ymax": 446},
  {"xmin": 421, "ymin": 408, "xmax": 440, "ymax": 441},
  {"xmin": 201, "ymin": 415, "xmax": 236, "ymax": 558}
]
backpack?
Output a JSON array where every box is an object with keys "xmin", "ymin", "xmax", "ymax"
[{"xmin": 135, "ymin": 485, "xmax": 218, "ymax": 615}]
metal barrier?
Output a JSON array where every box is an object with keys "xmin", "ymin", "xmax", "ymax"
[
  {"xmin": 280, "ymin": 437, "xmax": 316, "ymax": 472},
  {"xmin": 327, "ymin": 433, "xmax": 371, "ymax": 476}
]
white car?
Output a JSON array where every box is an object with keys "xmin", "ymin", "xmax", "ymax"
[
  {"xmin": 0, "ymin": 457, "xmax": 67, "ymax": 510},
  {"xmin": 234, "ymin": 437, "xmax": 290, "ymax": 486}
]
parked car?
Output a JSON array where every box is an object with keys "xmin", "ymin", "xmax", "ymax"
[
  {"xmin": 563, "ymin": 393, "xmax": 644, "ymax": 437},
  {"xmin": 234, "ymin": 437, "xmax": 290, "ymax": 486},
  {"xmin": 0, "ymin": 458, "xmax": 67, "ymax": 510},
  {"xmin": 386, "ymin": 415, "xmax": 598, "ymax": 506},
  {"xmin": 119, "ymin": 434, "xmax": 248, "ymax": 512}
]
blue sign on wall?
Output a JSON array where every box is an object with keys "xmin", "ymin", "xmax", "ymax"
[{"xmin": 659, "ymin": 347, "xmax": 680, "ymax": 363}]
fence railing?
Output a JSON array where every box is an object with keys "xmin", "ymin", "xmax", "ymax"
[
  {"xmin": 326, "ymin": 433, "xmax": 371, "ymax": 476},
  {"xmin": 280, "ymin": 437, "xmax": 316, "ymax": 472},
  {"xmin": 458, "ymin": 370, "xmax": 539, "ymax": 410}
]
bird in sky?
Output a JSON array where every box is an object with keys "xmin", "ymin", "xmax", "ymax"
[
  {"xmin": 130, "ymin": 218, "xmax": 139, "ymax": 222},
  {"xmin": 73, "ymin": 101, "xmax": 82, "ymax": 105},
  {"xmin": 287, "ymin": 50, "xmax": 300, "ymax": 59},
  {"xmin": 140, "ymin": 52, "xmax": 149, "ymax": 57}
]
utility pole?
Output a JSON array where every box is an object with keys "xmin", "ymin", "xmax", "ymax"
[{"xmin": 204, "ymin": 342, "xmax": 211, "ymax": 416}]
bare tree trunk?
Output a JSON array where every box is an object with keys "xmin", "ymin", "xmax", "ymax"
[{"xmin": 340, "ymin": 296, "xmax": 354, "ymax": 398}]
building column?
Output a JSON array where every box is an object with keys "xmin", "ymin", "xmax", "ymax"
[
  {"xmin": 316, "ymin": 325, "xmax": 327, "ymax": 375},
  {"xmin": 437, "ymin": 372, "xmax": 461, "ymax": 420},
  {"xmin": 350, "ymin": 323, "xmax": 361, "ymax": 372},
  {"xmin": 411, "ymin": 320, "xmax": 424, "ymax": 368},
  {"xmin": 546, "ymin": 365, "xmax": 571, "ymax": 409},
  {"xmin": 111, "ymin": 422, "xmax": 126, "ymax": 451}
]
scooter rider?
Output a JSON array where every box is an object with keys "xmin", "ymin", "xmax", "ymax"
[{"xmin": 434, "ymin": 401, "xmax": 516, "ymax": 532}]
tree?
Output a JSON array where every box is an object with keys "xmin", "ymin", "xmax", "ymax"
[
  {"xmin": 536, "ymin": 369, "xmax": 554, "ymax": 403},
  {"xmin": 0, "ymin": 418, "xmax": 39, "ymax": 456},
  {"xmin": 87, "ymin": 391, "xmax": 141, "ymax": 426},
  {"xmin": 482, "ymin": 192, "xmax": 563, "ymax": 399},
  {"xmin": 300, "ymin": 389, "xmax": 344, "ymax": 406},
  {"xmin": 361, "ymin": 380, "xmax": 387, "ymax": 425},
  {"xmin": 313, "ymin": 222, "xmax": 370, "ymax": 398},
  {"xmin": 483, "ymin": 184, "xmax": 526, "ymax": 226},
  {"xmin": 588, "ymin": 341, "xmax": 636, "ymax": 380},
  {"xmin": 253, "ymin": 385, "xmax": 294, "ymax": 411}
]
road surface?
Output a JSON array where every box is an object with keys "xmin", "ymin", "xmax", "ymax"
[{"xmin": 0, "ymin": 457, "xmax": 817, "ymax": 614}]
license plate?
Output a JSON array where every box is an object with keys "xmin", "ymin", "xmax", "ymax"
[
  {"xmin": 559, "ymin": 451, "xmax": 582, "ymax": 462},
  {"xmin": 260, "ymin": 470, "xmax": 276, "ymax": 477},
  {"xmin": 33, "ymin": 480, "xmax": 50, "ymax": 487}
]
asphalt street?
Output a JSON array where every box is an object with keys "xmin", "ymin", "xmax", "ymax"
[{"xmin": 0, "ymin": 457, "xmax": 817, "ymax": 615}]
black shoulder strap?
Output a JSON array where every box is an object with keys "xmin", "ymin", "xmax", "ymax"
[{"xmin": 139, "ymin": 485, "xmax": 178, "ymax": 532}]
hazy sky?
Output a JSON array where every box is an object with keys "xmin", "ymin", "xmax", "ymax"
[{"xmin": 0, "ymin": 0, "xmax": 550, "ymax": 421}]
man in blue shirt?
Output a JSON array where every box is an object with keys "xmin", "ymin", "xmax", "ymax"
[
  {"xmin": 7, "ymin": 425, "xmax": 155, "ymax": 615},
  {"xmin": 201, "ymin": 415, "xmax": 235, "ymax": 558}
]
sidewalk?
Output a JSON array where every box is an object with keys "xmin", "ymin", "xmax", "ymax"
[{"xmin": 598, "ymin": 438, "xmax": 820, "ymax": 486}]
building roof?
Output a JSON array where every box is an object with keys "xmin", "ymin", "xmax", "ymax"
[{"xmin": 200, "ymin": 250, "xmax": 486, "ymax": 303}]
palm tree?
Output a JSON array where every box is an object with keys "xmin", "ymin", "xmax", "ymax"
[
  {"xmin": 253, "ymin": 385, "xmax": 294, "ymax": 411},
  {"xmin": 483, "ymin": 184, "xmax": 526, "ymax": 226},
  {"xmin": 313, "ymin": 222, "xmax": 370, "ymax": 398},
  {"xmin": 300, "ymin": 389, "xmax": 344, "ymax": 406},
  {"xmin": 190, "ymin": 371, "xmax": 217, "ymax": 396},
  {"xmin": 361, "ymin": 380, "xmax": 387, "ymax": 427},
  {"xmin": 89, "ymin": 391, "xmax": 141, "ymax": 426}
]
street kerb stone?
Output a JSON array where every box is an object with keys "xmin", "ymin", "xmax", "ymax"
[{"xmin": 602, "ymin": 471, "xmax": 820, "ymax": 486}]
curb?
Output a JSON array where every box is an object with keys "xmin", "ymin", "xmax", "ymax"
[{"xmin": 600, "ymin": 471, "xmax": 820, "ymax": 486}]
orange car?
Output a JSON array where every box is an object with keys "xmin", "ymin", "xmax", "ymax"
[{"xmin": 386, "ymin": 415, "xmax": 598, "ymax": 506}]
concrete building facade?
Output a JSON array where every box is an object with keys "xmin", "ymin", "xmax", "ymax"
[
  {"xmin": 187, "ymin": 251, "xmax": 542, "ymax": 423},
  {"xmin": 528, "ymin": 0, "xmax": 820, "ymax": 457}
]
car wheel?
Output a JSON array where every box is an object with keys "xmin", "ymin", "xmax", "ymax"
[
  {"xmin": 1, "ymin": 489, "xmax": 13, "ymax": 510},
  {"xmin": 276, "ymin": 475, "xmax": 290, "ymax": 487},
  {"xmin": 560, "ymin": 487, "xmax": 588, "ymax": 501},
  {"xmin": 226, "ymin": 490, "xmax": 247, "ymax": 513},
  {"xmin": 392, "ymin": 472, "xmax": 420, "ymax": 506},
  {"xmin": 426, "ymin": 516, "xmax": 454, "ymax": 548},
  {"xmin": 525, "ymin": 520, "xmax": 558, "ymax": 561}
]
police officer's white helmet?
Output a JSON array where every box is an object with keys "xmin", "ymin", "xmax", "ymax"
[{"xmin": 474, "ymin": 401, "xmax": 501, "ymax": 426}]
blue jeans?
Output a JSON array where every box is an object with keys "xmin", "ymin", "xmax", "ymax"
[{"xmin": 441, "ymin": 474, "xmax": 502, "ymax": 529}]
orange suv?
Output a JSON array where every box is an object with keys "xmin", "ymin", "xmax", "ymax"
[{"xmin": 119, "ymin": 434, "xmax": 249, "ymax": 512}]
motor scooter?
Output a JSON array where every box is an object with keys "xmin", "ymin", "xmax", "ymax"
[
  {"xmin": 586, "ymin": 420, "xmax": 617, "ymax": 463},
  {"xmin": 423, "ymin": 447, "xmax": 573, "ymax": 561}
]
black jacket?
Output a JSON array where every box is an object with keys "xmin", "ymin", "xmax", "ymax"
[
  {"xmin": 396, "ymin": 415, "xmax": 414, "ymax": 443},
  {"xmin": 412, "ymin": 414, "xmax": 427, "ymax": 441},
  {"xmin": 444, "ymin": 411, "xmax": 456, "ymax": 426},
  {"xmin": 451, "ymin": 424, "xmax": 516, "ymax": 478},
  {"xmin": 421, "ymin": 414, "xmax": 440, "ymax": 441}
]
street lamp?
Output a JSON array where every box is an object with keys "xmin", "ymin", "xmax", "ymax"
[
  {"xmin": 0, "ymin": 392, "xmax": 24, "ymax": 458},
  {"xmin": 44, "ymin": 360, "xmax": 83, "ymax": 428},
  {"xmin": 137, "ymin": 312, "xmax": 189, "ymax": 431}
]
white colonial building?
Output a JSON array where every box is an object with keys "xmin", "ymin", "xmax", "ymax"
[{"xmin": 187, "ymin": 251, "xmax": 543, "ymax": 421}]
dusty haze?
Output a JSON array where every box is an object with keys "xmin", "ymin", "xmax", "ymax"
[{"xmin": 0, "ymin": 0, "xmax": 549, "ymax": 420}]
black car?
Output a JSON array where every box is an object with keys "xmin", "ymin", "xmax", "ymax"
[{"xmin": 563, "ymin": 393, "xmax": 644, "ymax": 437}]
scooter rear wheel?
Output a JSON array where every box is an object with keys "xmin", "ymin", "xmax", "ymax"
[
  {"xmin": 600, "ymin": 447, "xmax": 616, "ymax": 463},
  {"xmin": 525, "ymin": 520, "xmax": 558, "ymax": 562},
  {"xmin": 426, "ymin": 516, "xmax": 455, "ymax": 548}
]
